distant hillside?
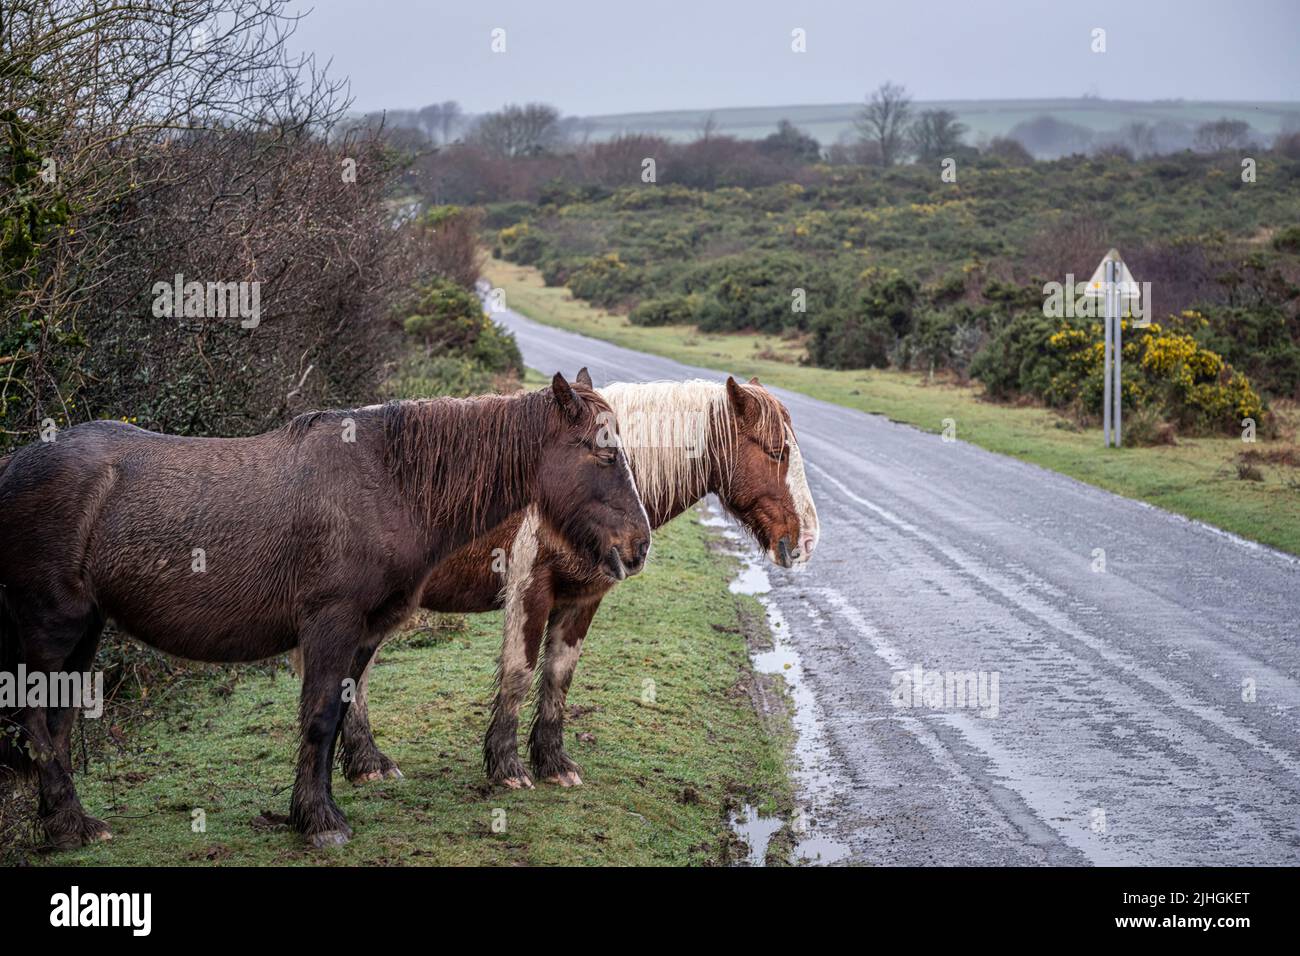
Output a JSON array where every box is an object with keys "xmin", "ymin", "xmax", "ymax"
[{"xmin": 581, "ymin": 99, "xmax": 1300, "ymax": 151}]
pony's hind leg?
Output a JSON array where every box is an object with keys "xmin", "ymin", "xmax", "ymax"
[
  {"xmin": 529, "ymin": 602, "xmax": 598, "ymax": 786},
  {"xmin": 340, "ymin": 650, "xmax": 402, "ymax": 784},
  {"xmin": 46, "ymin": 613, "xmax": 105, "ymax": 773},
  {"xmin": 293, "ymin": 642, "xmax": 401, "ymax": 784},
  {"xmin": 292, "ymin": 613, "xmax": 376, "ymax": 847},
  {"xmin": 11, "ymin": 608, "xmax": 112, "ymax": 848},
  {"xmin": 484, "ymin": 569, "xmax": 552, "ymax": 789}
]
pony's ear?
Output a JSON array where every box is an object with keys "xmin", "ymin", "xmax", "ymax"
[
  {"xmin": 552, "ymin": 371, "xmax": 585, "ymax": 422},
  {"xmin": 748, "ymin": 376, "xmax": 762, "ymax": 387},
  {"xmin": 725, "ymin": 376, "xmax": 752, "ymax": 420},
  {"xmin": 576, "ymin": 367, "xmax": 593, "ymax": 388}
]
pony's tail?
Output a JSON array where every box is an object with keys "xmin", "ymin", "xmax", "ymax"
[
  {"xmin": 0, "ymin": 453, "xmax": 32, "ymax": 780},
  {"xmin": 0, "ymin": 589, "xmax": 30, "ymax": 780}
]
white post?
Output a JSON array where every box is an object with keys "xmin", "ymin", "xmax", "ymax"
[
  {"xmin": 1103, "ymin": 259, "xmax": 1113, "ymax": 447},
  {"xmin": 1113, "ymin": 269, "xmax": 1122, "ymax": 448}
]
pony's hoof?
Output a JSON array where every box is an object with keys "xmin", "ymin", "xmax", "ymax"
[
  {"xmin": 545, "ymin": 770, "xmax": 583, "ymax": 787},
  {"xmin": 501, "ymin": 774, "xmax": 534, "ymax": 790},
  {"xmin": 346, "ymin": 756, "xmax": 403, "ymax": 785},
  {"xmin": 309, "ymin": 829, "xmax": 351, "ymax": 848},
  {"xmin": 44, "ymin": 811, "xmax": 113, "ymax": 849}
]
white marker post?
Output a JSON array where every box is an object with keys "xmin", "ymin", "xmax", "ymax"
[{"xmin": 1084, "ymin": 250, "xmax": 1141, "ymax": 448}]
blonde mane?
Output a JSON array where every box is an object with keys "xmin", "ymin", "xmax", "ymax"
[{"xmin": 599, "ymin": 379, "xmax": 785, "ymax": 516}]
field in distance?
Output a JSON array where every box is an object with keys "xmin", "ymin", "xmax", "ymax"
[{"xmin": 582, "ymin": 98, "xmax": 1300, "ymax": 146}]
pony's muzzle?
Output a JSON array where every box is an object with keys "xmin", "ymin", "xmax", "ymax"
[{"xmin": 605, "ymin": 537, "xmax": 649, "ymax": 580}]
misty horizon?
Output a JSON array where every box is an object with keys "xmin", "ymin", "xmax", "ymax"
[{"xmin": 289, "ymin": 0, "xmax": 1300, "ymax": 116}]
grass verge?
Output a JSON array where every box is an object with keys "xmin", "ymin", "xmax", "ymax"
[
  {"xmin": 486, "ymin": 257, "xmax": 1300, "ymax": 556},
  {"xmin": 20, "ymin": 511, "xmax": 790, "ymax": 866}
]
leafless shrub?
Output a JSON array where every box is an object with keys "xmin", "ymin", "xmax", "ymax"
[{"xmin": 1, "ymin": 0, "xmax": 360, "ymax": 446}]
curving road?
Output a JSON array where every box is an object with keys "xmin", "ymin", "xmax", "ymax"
[{"xmin": 495, "ymin": 303, "xmax": 1300, "ymax": 866}]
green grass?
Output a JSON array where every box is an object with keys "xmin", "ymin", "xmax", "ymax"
[
  {"xmin": 33, "ymin": 513, "xmax": 790, "ymax": 866},
  {"xmin": 487, "ymin": 257, "xmax": 1300, "ymax": 556}
]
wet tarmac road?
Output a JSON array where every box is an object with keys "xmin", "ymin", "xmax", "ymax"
[{"xmin": 495, "ymin": 303, "xmax": 1300, "ymax": 865}]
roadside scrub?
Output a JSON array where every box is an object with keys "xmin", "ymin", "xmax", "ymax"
[{"xmin": 485, "ymin": 257, "xmax": 1300, "ymax": 557}]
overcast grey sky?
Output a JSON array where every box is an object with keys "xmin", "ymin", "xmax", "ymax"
[{"xmin": 289, "ymin": 0, "xmax": 1300, "ymax": 115}]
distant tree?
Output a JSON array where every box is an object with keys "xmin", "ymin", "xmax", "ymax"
[
  {"xmin": 1275, "ymin": 131, "xmax": 1300, "ymax": 161},
  {"xmin": 584, "ymin": 133, "xmax": 670, "ymax": 185},
  {"xmin": 758, "ymin": 120, "xmax": 822, "ymax": 164},
  {"xmin": 1194, "ymin": 118, "xmax": 1252, "ymax": 153},
  {"xmin": 1006, "ymin": 115, "xmax": 1094, "ymax": 159},
  {"xmin": 1117, "ymin": 122, "xmax": 1156, "ymax": 157},
  {"xmin": 855, "ymin": 82, "xmax": 912, "ymax": 166},
  {"xmin": 1150, "ymin": 120, "xmax": 1194, "ymax": 154},
  {"xmin": 417, "ymin": 103, "xmax": 443, "ymax": 142},
  {"xmin": 827, "ymin": 132, "xmax": 881, "ymax": 166},
  {"xmin": 470, "ymin": 103, "xmax": 563, "ymax": 157},
  {"xmin": 558, "ymin": 115, "xmax": 595, "ymax": 146},
  {"xmin": 1092, "ymin": 142, "xmax": 1134, "ymax": 161},
  {"xmin": 697, "ymin": 112, "xmax": 719, "ymax": 142},
  {"xmin": 908, "ymin": 109, "xmax": 967, "ymax": 163},
  {"xmin": 984, "ymin": 137, "xmax": 1034, "ymax": 165},
  {"xmin": 438, "ymin": 101, "xmax": 462, "ymax": 143}
]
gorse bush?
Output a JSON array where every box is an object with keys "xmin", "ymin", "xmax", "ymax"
[
  {"xmin": 565, "ymin": 252, "xmax": 644, "ymax": 308},
  {"xmin": 974, "ymin": 315, "xmax": 1266, "ymax": 438},
  {"xmin": 969, "ymin": 313, "xmax": 1067, "ymax": 401},
  {"xmin": 629, "ymin": 295, "xmax": 697, "ymax": 326},
  {"xmin": 400, "ymin": 276, "xmax": 522, "ymax": 385}
]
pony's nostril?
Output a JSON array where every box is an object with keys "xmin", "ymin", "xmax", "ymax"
[{"xmin": 624, "ymin": 538, "xmax": 649, "ymax": 573}]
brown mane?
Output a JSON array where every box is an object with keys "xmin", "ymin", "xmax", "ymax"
[{"xmin": 383, "ymin": 386, "xmax": 612, "ymax": 540}]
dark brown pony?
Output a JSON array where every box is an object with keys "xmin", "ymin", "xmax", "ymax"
[
  {"xmin": 337, "ymin": 373, "xmax": 819, "ymax": 788},
  {"xmin": 0, "ymin": 374, "xmax": 650, "ymax": 847}
]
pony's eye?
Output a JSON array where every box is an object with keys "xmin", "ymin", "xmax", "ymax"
[
  {"xmin": 596, "ymin": 449, "xmax": 617, "ymax": 466},
  {"xmin": 767, "ymin": 445, "xmax": 785, "ymax": 463}
]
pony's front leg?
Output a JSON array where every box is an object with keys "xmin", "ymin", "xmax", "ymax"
[
  {"xmin": 529, "ymin": 601, "xmax": 598, "ymax": 786},
  {"xmin": 291, "ymin": 613, "xmax": 375, "ymax": 847},
  {"xmin": 484, "ymin": 566, "xmax": 552, "ymax": 789}
]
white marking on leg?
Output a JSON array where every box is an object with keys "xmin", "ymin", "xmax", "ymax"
[{"xmin": 500, "ymin": 507, "xmax": 541, "ymax": 683}]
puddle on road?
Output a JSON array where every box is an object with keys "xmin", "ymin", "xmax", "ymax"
[{"xmin": 701, "ymin": 499, "xmax": 851, "ymax": 866}]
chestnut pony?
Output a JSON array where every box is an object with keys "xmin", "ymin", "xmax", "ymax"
[
  {"xmin": 0, "ymin": 373, "xmax": 650, "ymax": 847},
  {"xmin": 338, "ymin": 372, "xmax": 819, "ymax": 788}
]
